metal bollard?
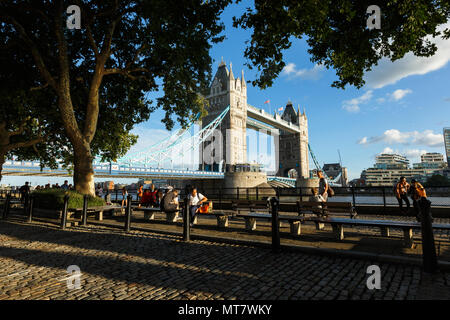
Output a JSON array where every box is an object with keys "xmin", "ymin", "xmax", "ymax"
[
  {"xmin": 27, "ymin": 194, "xmax": 34, "ymax": 223},
  {"xmin": 419, "ymin": 198, "xmax": 437, "ymax": 273},
  {"xmin": 82, "ymin": 194, "xmax": 88, "ymax": 226},
  {"xmin": 60, "ymin": 195, "xmax": 69, "ymax": 230},
  {"xmin": 3, "ymin": 194, "xmax": 11, "ymax": 219},
  {"xmin": 183, "ymin": 197, "xmax": 191, "ymax": 241},
  {"xmin": 270, "ymin": 197, "xmax": 280, "ymax": 253},
  {"xmin": 24, "ymin": 191, "xmax": 30, "ymax": 215},
  {"xmin": 124, "ymin": 194, "xmax": 132, "ymax": 232}
]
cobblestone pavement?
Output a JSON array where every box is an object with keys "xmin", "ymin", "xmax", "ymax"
[{"xmin": 1, "ymin": 219, "xmax": 449, "ymax": 300}]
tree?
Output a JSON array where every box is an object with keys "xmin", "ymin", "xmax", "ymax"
[
  {"xmin": 0, "ymin": 40, "xmax": 68, "ymax": 182},
  {"xmin": 234, "ymin": 0, "xmax": 450, "ymax": 89},
  {"xmin": 425, "ymin": 174, "xmax": 449, "ymax": 187},
  {"xmin": 0, "ymin": 0, "xmax": 230, "ymax": 195}
]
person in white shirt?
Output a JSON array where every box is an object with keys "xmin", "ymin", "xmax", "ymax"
[{"xmin": 188, "ymin": 188, "xmax": 207, "ymax": 226}]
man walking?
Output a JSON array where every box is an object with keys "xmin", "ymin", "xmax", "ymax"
[{"xmin": 394, "ymin": 176, "xmax": 410, "ymax": 214}]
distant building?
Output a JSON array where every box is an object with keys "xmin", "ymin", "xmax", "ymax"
[
  {"xmin": 361, "ymin": 152, "xmax": 446, "ymax": 186},
  {"xmin": 444, "ymin": 127, "xmax": 450, "ymax": 165},
  {"xmin": 374, "ymin": 153, "xmax": 409, "ymax": 170},
  {"xmin": 413, "ymin": 152, "xmax": 447, "ymax": 170}
]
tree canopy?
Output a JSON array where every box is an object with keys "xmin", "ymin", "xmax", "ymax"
[
  {"xmin": 234, "ymin": 0, "xmax": 450, "ymax": 89},
  {"xmin": 0, "ymin": 0, "xmax": 230, "ymax": 194}
]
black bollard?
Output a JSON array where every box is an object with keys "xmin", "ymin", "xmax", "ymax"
[
  {"xmin": 183, "ymin": 197, "xmax": 190, "ymax": 241},
  {"xmin": 419, "ymin": 198, "xmax": 438, "ymax": 273},
  {"xmin": 61, "ymin": 195, "xmax": 69, "ymax": 230},
  {"xmin": 23, "ymin": 191, "xmax": 29, "ymax": 215},
  {"xmin": 270, "ymin": 197, "xmax": 280, "ymax": 253},
  {"xmin": 124, "ymin": 194, "xmax": 132, "ymax": 232},
  {"xmin": 27, "ymin": 194, "xmax": 34, "ymax": 223},
  {"xmin": 3, "ymin": 194, "xmax": 11, "ymax": 219},
  {"xmin": 82, "ymin": 194, "xmax": 88, "ymax": 226}
]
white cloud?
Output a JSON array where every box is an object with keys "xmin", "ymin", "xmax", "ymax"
[
  {"xmin": 281, "ymin": 63, "xmax": 325, "ymax": 80},
  {"xmin": 382, "ymin": 147, "xmax": 395, "ymax": 154},
  {"xmin": 358, "ymin": 129, "xmax": 444, "ymax": 147},
  {"xmin": 390, "ymin": 89, "xmax": 412, "ymax": 101},
  {"xmin": 342, "ymin": 90, "xmax": 373, "ymax": 113},
  {"xmin": 364, "ymin": 23, "xmax": 450, "ymax": 89}
]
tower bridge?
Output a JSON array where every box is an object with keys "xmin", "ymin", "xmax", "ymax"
[{"xmin": 2, "ymin": 60, "xmax": 343, "ymax": 188}]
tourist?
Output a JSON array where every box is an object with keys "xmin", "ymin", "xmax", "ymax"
[
  {"xmin": 96, "ymin": 185, "xmax": 103, "ymax": 198},
  {"xmin": 162, "ymin": 188, "xmax": 179, "ymax": 214},
  {"xmin": 149, "ymin": 185, "xmax": 158, "ymax": 207},
  {"xmin": 137, "ymin": 185, "xmax": 144, "ymax": 208},
  {"xmin": 55, "ymin": 183, "xmax": 60, "ymax": 189},
  {"xmin": 140, "ymin": 189, "xmax": 152, "ymax": 208},
  {"xmin": 309, "ymin": 187, "xmax": 325, "ymax": 217},
  {"xmin": 19, "ymin": 182, "xmax": 30, "ymax": 203},
  {"xmin": 121, "ymin": 187, "xmax": 128, "ymax": 210},
  {"xmin": 394, "ymin": 176, "xmax": 410, "ymax": 214},
  {"xmin": 409, "ymin": 179, "xmax": 428, "ymax": 221},
  {"xmin": 188, "ymin": 188, "xmax": 208, "ymax": 226},
  {"xmin": 61, "ymin": 180, "xmax": 69, "ymax": 190},
  {"xmin": 155, "ymin": 189, "xmax": 164, "ymax": 208},
  {"xmin": 317, "ymin": 171, "xmax": 329, "ymax": 202}
]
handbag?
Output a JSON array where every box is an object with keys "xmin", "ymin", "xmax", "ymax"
[{"xmin": 327, "ymin": 186, "xmax": 335, "ymax": 197}]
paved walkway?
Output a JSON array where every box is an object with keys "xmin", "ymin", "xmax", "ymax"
[{"xmin": 0, "ymin": 219, "xmax": 449, "ymax": 300}]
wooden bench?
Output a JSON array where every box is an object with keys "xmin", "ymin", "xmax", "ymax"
[
  {"xmin": 71, "ymin": 205, "xmax": 122, "ymax": 221},
  {"xmin": 236, "ymin": 212, "xmax": 307, "ymax": 235},
  {"xmin": 132, "ymin": 206, "xmax": 161, "ymax": 220},
  {"xmin": 297, "ymin": 201, "xmax": 357, "ymax": 219},
  {"xmin": 231, "ymin": 200, "xmax": 269, "ymax": 215},
  {"xmin": 196, "ymin": 211, "xmax": 234, "ymax": 229},
  {"xmin": 310, "ymin": 217, "xmax": 450, "ymax": 248}
]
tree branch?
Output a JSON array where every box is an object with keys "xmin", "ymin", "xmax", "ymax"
[{"xmin": 1, "ymin": 16, "xmax": 58, "ymax": 91}]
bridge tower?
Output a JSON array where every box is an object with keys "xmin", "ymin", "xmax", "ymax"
[
  {"xmin": 277, "ymin": 102, "xmax": 309, "ymax": 179},
  {"xmin": 200, "ymin": 59, "xmax": 247, "ymax": 171}
]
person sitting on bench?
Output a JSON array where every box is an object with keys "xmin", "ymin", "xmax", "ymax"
[
  {"xmin": 162, "ymin": 189, "xmax": 179, "ymax": 214},
  {"xmin": 188, "ymin": 188, "xmax": 208, "ymax": 227},
  {"xmin": 309, "ymin": 187, "xmax": 326, "ymax": 217}
]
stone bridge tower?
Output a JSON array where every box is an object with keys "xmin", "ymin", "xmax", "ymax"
[
  {"xmin": 277, "ymin": 102, "xmax": 309, "ymax": 179},
  {"xmin": 200, "ymin": 60, "xmax": 247, "ymax": 171}
]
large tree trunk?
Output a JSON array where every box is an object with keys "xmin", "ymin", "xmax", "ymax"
[{"xmin": 73, "ymin": 142, "xmax": 95, "ymax": 196}]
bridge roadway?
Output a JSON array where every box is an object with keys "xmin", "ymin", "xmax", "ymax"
[
  {"xmin": 1, "ymin": 160, "xmax": 297, "ymax": 186},
  {"xmin": 247, "ymin": 104, "xmax": 301, "ymax": 134}
]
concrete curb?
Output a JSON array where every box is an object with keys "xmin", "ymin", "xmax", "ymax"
[{"xmin": 86, "ymin": 220, "xmax": 450, "ymax": 272}]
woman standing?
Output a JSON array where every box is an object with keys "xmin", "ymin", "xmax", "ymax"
[{"xmin": 121, "ymin": 187, "xmax": 128, "ymax": 211}]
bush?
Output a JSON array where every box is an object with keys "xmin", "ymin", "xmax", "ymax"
[{"xmin": 32, "ymin": 189, "xmax": 105, "ymax": 210}]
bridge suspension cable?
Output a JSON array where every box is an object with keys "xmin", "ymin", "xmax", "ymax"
[
  {"xmin": 117, "ymin": 106, "xmax": 230, "ymax": 167},
  {"xmin": 308, "ymin": 143, "xmax": 342, "ymax": 186}
]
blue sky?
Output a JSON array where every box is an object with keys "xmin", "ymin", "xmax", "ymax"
[
  {"xmin": 130, "ymin": 1, "xmax": 450, "ymax": 180},
  {"xmin": 3, "ymin": 1, "xmax": 449, "ymax": 186}
]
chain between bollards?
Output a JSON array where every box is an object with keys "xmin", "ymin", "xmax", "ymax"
[
  {"xmin": 124, "ymin": 194, "xmax": 132, "ymax": 232},
  {"xmin": 270, "ymin": 197, "xmax": 280, "ymax": 253}
]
